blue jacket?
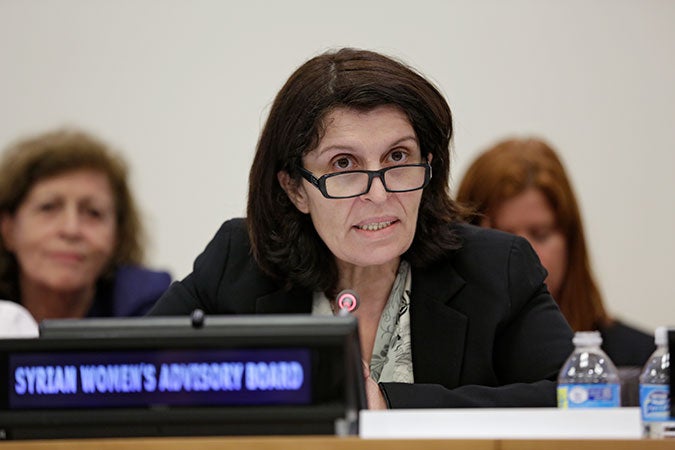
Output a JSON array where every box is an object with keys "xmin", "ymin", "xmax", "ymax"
[{"xmin": 88, "ymin": 265, "xmax": 171, "ymax": 317}]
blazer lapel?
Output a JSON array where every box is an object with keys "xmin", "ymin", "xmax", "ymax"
[{"xmin": 410, "ymin": 261, "xmax": 467, "ymax": 388}]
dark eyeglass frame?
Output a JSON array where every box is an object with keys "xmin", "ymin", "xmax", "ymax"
[{"xmin": 297, "ymin": 161, "xmax": 432, "ymax": 199}]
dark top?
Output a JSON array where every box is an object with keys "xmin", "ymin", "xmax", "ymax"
[
  {"xmin": 600, "ymin": 320, "xmax": 656, "ymax": 367},
  {"xmin": 149, "ymin": 218, "xmax": 574, "ymax": 408}
]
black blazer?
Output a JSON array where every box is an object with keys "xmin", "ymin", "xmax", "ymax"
[{"xmin": 149, "ymin": 219, "xmax": 574, "ymax": 408}]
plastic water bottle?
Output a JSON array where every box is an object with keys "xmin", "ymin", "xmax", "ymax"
[
  {"xmin": 557, "ymin": 331, "xmax": 621, "ymax": 408},
  {"xmin": 639, "ymin": 326, "xmax": 673, "ymax": 438}
]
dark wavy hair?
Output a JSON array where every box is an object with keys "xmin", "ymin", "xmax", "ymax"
[
  {"xmin": 0, "ymin": 128, "xmax": 145, "ymax": 301},
  {"xmin": 247, "ymin": 48, "xmax": 466, "ymax": 294}
]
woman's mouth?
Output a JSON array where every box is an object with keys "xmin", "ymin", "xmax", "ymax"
[
  {"xmin": 357, "ymin": 220, "xmax": 395, "ymax": 231},
  {"xmin": 50, "ymin": 252, "xmax": 85, "ymax": 263}
]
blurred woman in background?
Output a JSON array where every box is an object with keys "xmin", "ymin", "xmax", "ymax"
[
  {"xmin": 456, "ymin": 137, "xmax": 654, "ymax": 368},
  {"xmin": 0, "ymin": 128, "xmax": 171, "ymax": 326}
]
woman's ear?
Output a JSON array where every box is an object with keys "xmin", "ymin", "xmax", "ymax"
[{"xmin": 277, "ymin": 170, "xmax": 310, "ymax": 214}]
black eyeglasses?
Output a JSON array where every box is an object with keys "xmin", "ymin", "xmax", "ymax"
[{"xmin": 297, "ymin": 162, "xmax": 432, "ymax": 199}]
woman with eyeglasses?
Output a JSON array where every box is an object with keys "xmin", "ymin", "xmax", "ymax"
[{"xmin": 149, "ymin": 48, "xmax": 574, "ymax": 409}]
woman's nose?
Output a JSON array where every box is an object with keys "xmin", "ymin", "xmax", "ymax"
[
  {"xmin": 58, "ymin": 207, "xmax": 83, "ymax": 236},
  {"xmin": 361, "ymin": 175, "xmax": 389, "ymax": 202}
]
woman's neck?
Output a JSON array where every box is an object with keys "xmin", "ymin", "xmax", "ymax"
[
  {"xmin": 335, "ymin": 257, "xmax": 401, "ymax": 363},
  {"xmin": 336, "ymin": 257, "xmax": 400, "ymax": 307},
  {"xmin": 19, "ymin": 280, "xmax": 96, "ymax": 323}
]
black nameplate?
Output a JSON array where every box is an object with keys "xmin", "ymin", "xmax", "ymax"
[{"xmin": 0, "ymin": 315, "xmax": 365, "ymax": 440}]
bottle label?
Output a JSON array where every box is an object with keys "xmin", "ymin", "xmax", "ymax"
[
  {"xmin": 557, "ymin": 383, "xmax": 621, "ymax": 408},
  {"xmin": 640, "ymin": 384, "xmax": 671, "ymax": 422}
]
